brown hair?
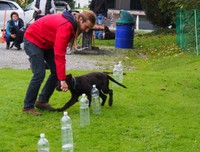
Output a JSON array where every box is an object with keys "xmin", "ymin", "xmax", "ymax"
[
  {"xmin": 10, "ymin": 12, "xmax": 19, "ymax": 18},
  {"xmin": 79, "ymin": 10, "xmax": 96, "ymax": 25},
  {"xmin": 72, "ymin": 10, "xmax": 96, "ymax": 35},
  {"xmin": 71, "ymin": 10, "xmax": 96, "ymax": 50}
]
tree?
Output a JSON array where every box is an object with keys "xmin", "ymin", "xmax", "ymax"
[
  {"xmin": 171, "ymin": 0, "xmax": 200, "ymax": 9},
  {"xmin": 140, "ymin": 0, "xmax": 200, "ymax": 28},
  {"xmin": 140, "ymin": 0, "xmax": 177, "ymax": 28}
]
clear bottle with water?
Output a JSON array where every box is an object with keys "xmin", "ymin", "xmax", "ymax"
[
  {"xmin": 113, "ymin": 64, "xmax": 119, "ymax": 87},
  {"xmin": 91, "ymin": 84, "xmax": 101, "ymax": 114},
  {"xmin": 80, "ymin": 93, "xmax": 90, "ymax": 127},
  {"xmin": 37, "ymin": 133, "xmax": 50, "ymax": 152},
  {"xmin": 113, "ymin": 64, "xmax": 118, "ymax": 77},
  {"xmin": 117, "ymin": 61, "xmax": 123, "ymax": 83},
  {"xmin": 113, "ymin": 61, "xmax": 123, "ymax": 84},
  {"xmin": 61, "ymin": 112, "xmax": 73, "ymax": 152}
]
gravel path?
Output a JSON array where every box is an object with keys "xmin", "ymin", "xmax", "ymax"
[{"xmin": 0, "ymin": 42, "xmax": 114, "ymax": 70}]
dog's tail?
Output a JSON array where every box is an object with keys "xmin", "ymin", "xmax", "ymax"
[{"xmin": 106, "ymin": 75, "xmax": 127, "ymax": 88}]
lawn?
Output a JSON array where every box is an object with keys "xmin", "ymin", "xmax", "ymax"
[{"xmin": 0, "ymin": 33, "xmax": 200, "ymax": 151}]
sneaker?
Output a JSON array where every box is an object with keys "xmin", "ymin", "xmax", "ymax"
[
  {"xmin": 22, "ymin": 108, "xmax": 41, "ymax": 115},
  {"xmin": 35, "ymin": 101, "xmax": 55, "ymax": 111},
  {"xmin": 17, "ymin": 47, "xmax": 21, "ymax": 50}
]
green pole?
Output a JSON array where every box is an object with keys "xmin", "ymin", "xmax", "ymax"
[
  {"xmin": 194, "ymin": 9, "xmax": 199, "ymax": 55},
  {"xmin": 180, "ymin": 10, "xmax": 182, "ymax": 48}
]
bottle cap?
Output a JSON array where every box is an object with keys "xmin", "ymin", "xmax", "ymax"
[
  {"xmin": 64, "ymin": 111, "xmax": 68, "ymax": 116},
  {"xmin": 82, "ymin": 93, "xmax": 86, "ymax": 97},
  {"xmin": 40, "ymin": 133, "xmax": 45, "ymax": 138}
]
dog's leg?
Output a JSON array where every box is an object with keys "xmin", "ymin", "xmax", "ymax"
[
  {"xmin": 10, "ymin": 41, "xmax": 15, "ymax": 48},
  {"xmin": 99, "ymin": 91, "xmax": 107, "ymax": 106},
  {"xmin": 86, "ymin": 94, "xmax": 92, "ymax": 107},
  {"xmin": 56, "ymin": 95, "xmax": 78, "ymax": 112},
  {"xmin": 108, "ymin": 89, "xmax": 113, "ymax": 106}
]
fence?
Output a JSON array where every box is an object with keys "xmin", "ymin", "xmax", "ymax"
[{"xmin": 176, "ymin": 9, "xmax": 200, "ymax": 55}]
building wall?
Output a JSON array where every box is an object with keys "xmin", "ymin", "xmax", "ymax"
[
  {"xmin": 74, "ymin": 0, "xmax": 142, "ymax": 10},
  {"xmin": 115, "ymin": 0, "xmax": 131, "ymax": 10},
  {"xmin": 108, "ymin": 0, "xmax": 142, "ymax": 10},
  {"xmin": 74, "ymin": 0, "xmax": 89, "ymax": 8}
]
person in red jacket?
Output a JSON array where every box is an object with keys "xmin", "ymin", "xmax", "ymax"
[{"xmin": 22, "ymin": 10, "xmax": 96, "ymax": 115}]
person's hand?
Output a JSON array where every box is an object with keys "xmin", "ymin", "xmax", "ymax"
[
  {"xmin": 60, "ymin": 80, "xmax": 68, "ymax": 92},
  {"xmin": 11, "ymin": 34, "xmax": 16, "ymax": 38},
  {"xmin": 36, "ymin": 9, "xmax": 41, "ymax": 14}
]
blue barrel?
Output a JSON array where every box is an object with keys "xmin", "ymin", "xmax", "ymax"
[{"xmin": 115, "ymin": 25, "xmax": 134, "ymax": 49}]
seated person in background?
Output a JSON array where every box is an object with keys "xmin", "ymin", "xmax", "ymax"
[
  {"xmin": 32, "ymin": 0, "xmax": 56, "ymax": 20},
  {"xmin": 4, "ymin": 12, "xmax": 24, "ymax": 50}
]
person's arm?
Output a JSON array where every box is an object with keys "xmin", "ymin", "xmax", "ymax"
[
  {"xmin": 54, "ymin": 23, "xmax": 73, "ymax": 81},
  {"xmin": 54, "ymin": 23, "xmax": 74, "ymax": 92},
  {"xmin": 89, "ymin": 0, "xmax": 94, "ymax": 11},
  {"xmin": 6, "ymin": 21, "xmax": 11, "ymax": 36},
  {"xmin": 104, "ymin": 0, "xmax": 108, "ymax": 18},
  {"xmin": 31, "ymin": 0, "xmax": 41, "ymax": 14},
  {"xmin": 31, "ymin": 0, "xmax": 38, "ymax": 11},
  {"xmin": 50, "ymin": 0, "xmax": 56, "ymax": 14},
  {"xmin": 19, "ymin": 18, "xmax": 24, "ymax": 29}
]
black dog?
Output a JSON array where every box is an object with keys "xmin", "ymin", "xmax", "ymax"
[
  {"xmin": 9, "ymin": 27, "xmax": 25, "ymax": 50},
  {"xmin": 56, "ymin": 72, "xmax": 127, "ymax": 111},
  {"xmin": 104, "ymin": 26, "xmax": 115, "ymax": 40}
]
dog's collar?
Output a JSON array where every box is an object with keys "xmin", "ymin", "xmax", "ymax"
[{"xmin": 73, "ymin": 78, "xmax": 76, "ymax": 89}]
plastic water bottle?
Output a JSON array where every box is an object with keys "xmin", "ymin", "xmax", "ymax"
[
  {"xmin": 113, "ymin": 61, "xmax": 123, "ymax": 85},
  {"xmin": 91, "ymin": 85, "xmax": 101, "ymax": 114},
  {"xmin": 61, "ymin": 112, "xmax": 73, "ymax": 152},
  {"xmin": 113, "ymin": 64, "xmax": 119, "ymax": 87},
  {"xmin": 80, "ymin": 93, "xmax": 90, "ymax": 127},
  {"xmin": 97, "ymin": 14, "xmax": 103, "ymax": 25},
  {"xmin": 37, "ymin": 133, "xmax": 50, "ymax": 152},
  {"xmin": 117, "ymin": 61, "xmax": 123, "ymax": 83}
]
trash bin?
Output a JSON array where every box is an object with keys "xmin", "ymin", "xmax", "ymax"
[{"xmin": 115, "ymin": 10, "xmax": 135, "ymax": 49}]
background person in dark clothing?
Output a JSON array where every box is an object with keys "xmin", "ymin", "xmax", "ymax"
[
  {"xmin": 89, "ymin": 0, "xmax": 108, "ymax": 39},
  {"xmin": 32, "ymin": 0, "xmax": 56, "ymax": 20},
  {"xmin": 89, "ymin": 0, "xmax": 108, "ymax": 19}
]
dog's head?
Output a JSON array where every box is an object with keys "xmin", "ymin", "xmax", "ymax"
[
  {"xmin": 56, "ymin": 74, "xmax": 73, "ymax": 91},
  {"xmin": 9, "ymin": 26, "xmax": 17, "ymax": 34}
]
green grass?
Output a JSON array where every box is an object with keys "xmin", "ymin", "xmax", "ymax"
[{"xmin": 0, "ymin": 33, "xmax": 200, "ymax": 151}]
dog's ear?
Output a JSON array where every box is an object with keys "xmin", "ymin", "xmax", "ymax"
[
  {"xmin": 66, "ymin": 74, "xmax": 73, "ymax": 89},
  {"xmin": 66, "ymin": 74, "xmax": 72, "ymax": 79},
  {"xmin": 56, "ymin": 81, "xmax": 62, "ymax": 91},
  {"xmin": 56, "ymin": 74, "xmax": 73, "ymax": 91}
]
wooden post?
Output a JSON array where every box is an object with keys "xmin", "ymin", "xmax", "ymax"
[{"xmin": 1, "ymin": 10, "xmax": 6, "ymax": 43}]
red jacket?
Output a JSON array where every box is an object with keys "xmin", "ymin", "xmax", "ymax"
[{"xmin": 24, "ymin": 13, "xmax": 76, "ymax": 80}]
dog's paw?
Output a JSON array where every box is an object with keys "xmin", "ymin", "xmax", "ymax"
[{"xmin": 108, "ymin": 100, "xmax": 113, "ymax": 106}]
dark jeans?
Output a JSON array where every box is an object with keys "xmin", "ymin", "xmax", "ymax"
[
  {"xmin": 4, "ymin": 34, "xmax": 15, "ymax": 47},
  {"xmin": 94, "ymin": 14, "xmax": 104, "ymax": 39},
  {"xmin": 23, "ymin": 38, "xmax": 58, "ymax": 109}
]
